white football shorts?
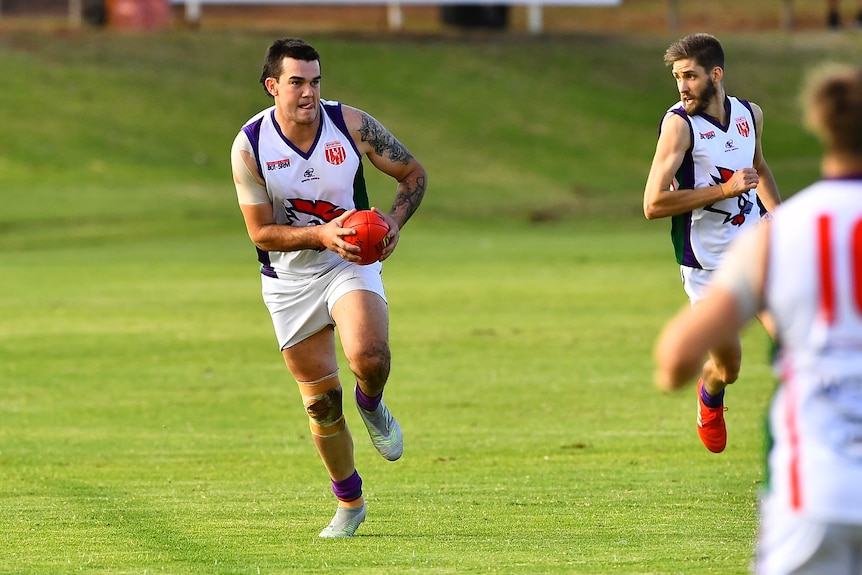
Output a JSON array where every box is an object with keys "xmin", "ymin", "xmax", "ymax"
[
  {"xmin": 755, "ymin": 494, "xmax": 862, "ymax": 574},
  {"xmin": 680, "ymin": 265, "xmax": 715, "ymax": 306},
  {"xmin": 261, "ymin": 260, "xmax": 386, "ymax": 350}
]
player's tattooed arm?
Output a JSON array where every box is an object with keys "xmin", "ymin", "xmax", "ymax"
[
  {"xmin": 358, "ymin": 112, "xmax": 413, "ymax": 164},
  {"xmin": 351, "ymin": 108, "xmax": 427, "ymax": 228},
  {"xmin": 392, "ymin": 173, "xmax": 426, "ymax": 224}
]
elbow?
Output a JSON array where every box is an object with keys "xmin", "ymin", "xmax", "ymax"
[
  {"xmin": 407, "ymin": 164, "xmax": 428, "ymax": 194},
  {"xmin": 247, "ymin": 230, "xmax": 277, "ymax": 252},
  {"xmin": 246, "ymin": 228, "xmax": 263, "ymax": 247},
  {"xmin": 654, "ymin": 334, "xmax": 701, "ymax": 391},
  {"xmin": 252, "ymin": 241, "xmax": 271, "ymax": 252},
  {"xmin": 654, "ymin": 364, "xmax": 690, "ymax": 392},
  {"xmin": 643, "ymin": 193, "xmax": 664, "ymax": 219},
  {"xmin": 643, "ymin": 206, "xmax": 662, "ymax": 220}
]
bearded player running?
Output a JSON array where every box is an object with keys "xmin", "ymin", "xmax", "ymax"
[{"xmin": 643, "ymin": 33, "xmax": 781, "ymax": 453}]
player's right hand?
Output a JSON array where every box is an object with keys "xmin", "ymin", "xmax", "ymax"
[
  {"xmin": 723, "ymin": 168, "xmax": 759, "ymax": 197},
  {"xmin": 320, "ymin": 210, "xmax": 362, "ymax": 262}
]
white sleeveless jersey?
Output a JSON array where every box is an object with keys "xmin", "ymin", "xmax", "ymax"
[
  {"xmin": 765, "ymin": 176, "xmax": 862, "ymax": 523},
  {"xmin": 239, "ymin": 100, "xmax": 368, "ymax": 278},
  {"xmin": 664, "ymin": 96, "xmax": 766, "ymax": 270}
]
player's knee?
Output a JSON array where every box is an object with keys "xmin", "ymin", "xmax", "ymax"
[
  {"xmin": 349, "ymin": 344, "xmax": 390, "ymax": 385},
  {"xmin": 303, "ymin": 386, "xmax": 345, "ymax": 437},
  {"xmin": 707, "ymin": 352, "xmax": 741, "ymax": 386},
  {"xmin": 716, "ymin": 362, "xmax": 741, "ymax": 385}
]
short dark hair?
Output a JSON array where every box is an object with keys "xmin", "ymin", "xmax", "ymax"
[
  {"xmin": 663, "ymin": 33, "xmax": 725, "ymax": 72},
  {"xmin": 259, "ymin": 38, "xmax": 321, "ymax": 97}
]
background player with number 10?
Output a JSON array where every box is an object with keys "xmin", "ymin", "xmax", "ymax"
[{"xmin": 654, "ymin": 64, "xmax": 862, "ymax": 575}]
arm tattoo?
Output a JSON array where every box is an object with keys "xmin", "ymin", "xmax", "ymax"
[
  {"xmin": 359, "ymin": 112, "xmax": 413, "ymax": 165},
  {"xmin": 392, "ymin": 175, "xmax": 426, "ymax": 223}
]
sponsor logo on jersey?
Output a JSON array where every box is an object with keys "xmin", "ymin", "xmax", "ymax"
[
  {"xmin": 724, "ymin": 139, "xmax": 738, "ymax": 152},
  {"xmin": 266, "ymin": 158, "xmax": 291, "ymax": 171},
  {"xmin": 735, "ymin": 117, "xmax": 750, "ymax": 137},
  {"xmin": 301, "ymin": 167, "xmax": 321, "ymax": 184},
  {"xmin": 699, "ymin": 130, "xmax": 716, "ymax": 140},
  {"xmin": 325, "ymin": 141, "xmax": 347, "ymax": 166}
]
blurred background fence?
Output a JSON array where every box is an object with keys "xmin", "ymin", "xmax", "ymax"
[
  {"xmin": 168, "ymin": 0, "xmax": 619, "ymax": 33},
  {"xmin": 0, "ymin": 0, "xmax": 854, "ymax": 35}
]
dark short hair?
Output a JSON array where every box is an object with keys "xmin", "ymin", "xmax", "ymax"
[
  {"xmin": 259, "ymin": 38, "xmax": 321, "ymax": 96},
  {"xmin": 663, "ymin": 33, "xmax": 725, "ymax": 72}
]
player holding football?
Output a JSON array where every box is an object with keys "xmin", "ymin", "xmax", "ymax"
[
  {"xmin": 643, "ymin": 33, "xmax": 781, "ymax": 453},
  {"xmin": 655, "ymin": 64, "xmax": 862, "ymax": 575},
  {"xmin": 230, "ymin": 38, "xmax": 427, "ymax": 537}
]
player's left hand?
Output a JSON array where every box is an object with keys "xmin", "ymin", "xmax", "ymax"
[{"xmin": 372, "ymin": 207, "xmax": 400, "ymax": 261}]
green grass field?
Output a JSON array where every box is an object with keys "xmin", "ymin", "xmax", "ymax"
[{"xmin": 1, "ymin": 27, "xmax": 860, "ymax": 574}]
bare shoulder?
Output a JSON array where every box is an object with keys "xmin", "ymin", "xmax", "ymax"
[
  {"xmin": 340, "ymin": 104, "xmax": 386, "ymax": 145},
  {"xmin": 747, "ymin": 100, "xmax": 765, "ymax": 123},
  {"xmin": 341, "ymin": 104, "xmax": 413, "ymax": 164},
  {"xmin": 339, "ymin": 104, "xmax": 389, "ymax": 137},
  {"xmin": 339, "ymin": 103, "xmax": 365, "ymax": 131},
  {"xmin": 657, "ymin": 110, "xmax": 691, "ymax": 151},
  {"xmin": 660, "ymin": 109, "xmax": 689, "ymax": 132}
]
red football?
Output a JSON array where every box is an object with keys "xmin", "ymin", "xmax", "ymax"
[{"xmin": 342, "ymin": 210, "xmax": 390, "ymax": 265}]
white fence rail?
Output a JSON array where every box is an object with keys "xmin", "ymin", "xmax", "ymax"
[
  {"xmin": 0, "ymin": 1, "xmax": 803, "ymax": 34},
  {"xmin": 168, "ymin": 0, "xmax": 621, "ymax": 34}
]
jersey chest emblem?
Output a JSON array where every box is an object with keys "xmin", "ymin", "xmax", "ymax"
[
  {"xmin": 735, "ymin": 116, "xmax": 751, "ymax": 138},
  {"xmin": 325, "ymin": 141, "xmax": 347, "ymax": 166}
]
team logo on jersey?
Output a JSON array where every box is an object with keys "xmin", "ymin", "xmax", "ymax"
[
  {"xmin": 266, "ymin": 158, "xmax": 291, "ymax": 171},
  {"xmin": 325, "ymin": 141, "xmax": 347, "ymax": 166},
  {"xmin": 705, "ymin": 166, "xmax": 753, "ymax": 226},
  {"xmin": 283, "ymin": 198, "xmax": 346, "ymax": 227},
  {"xmin": 735, "ymin": 116, "xmax": 750, "ymax": 137}
]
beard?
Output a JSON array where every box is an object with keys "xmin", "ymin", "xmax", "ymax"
[{"xmin": 684, "ymin": 80, "xmax": 717, "ymax": 116}]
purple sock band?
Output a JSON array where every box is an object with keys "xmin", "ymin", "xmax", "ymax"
[
  {"xmin": 700, "ymin": 384, "xmax": 725, "ymax": 408},
  {"xmin": 355, "ymin": 386, "xmax": 382, "ymax": 412},
  {"xmin": 331, "ymin": 470, "xmax": 363, "ymax": 502}
]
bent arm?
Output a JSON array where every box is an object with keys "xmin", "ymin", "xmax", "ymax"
[
  {"xmin": 643, "ymin": 113, "xmax": 730, "ymax": 220},
  {"xmin": 345, "ymin": 106, "xmax": 427, "ymax": 230},
  {"xmin": 238, "ymin": 203, "xmax": 328, "ymax": 252},
  {"xmin": 230, "ymin": 132, "xmax": 355, "ymax": 255},
  {"xmin": 750, "ymin": 103, "xmax": 782, "ymax": 214}
]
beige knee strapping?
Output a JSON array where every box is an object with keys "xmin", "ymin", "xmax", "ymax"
[{"xmin": 297, "ymin": 371, "xmax": 345, "ymax": 437}]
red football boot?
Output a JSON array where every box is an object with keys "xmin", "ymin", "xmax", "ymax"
[{"xmin": 697, "ymin": 379, "xmax": 727, "ymax": 453}]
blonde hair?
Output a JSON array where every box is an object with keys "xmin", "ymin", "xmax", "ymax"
[{"xmin": 802, "ymin": 64, "xmax": 862, "ymax": 155}]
